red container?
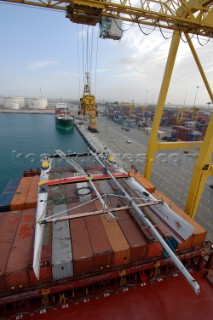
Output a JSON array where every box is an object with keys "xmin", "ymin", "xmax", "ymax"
[
  {"xmin": 68, "ymin": 203, "xmax": 93, "ymax": 275},
  {"xmin": 0, "ymin": 212, "xmax": 6, "ymax": 228},
  {"xmin": 95, "ymin": 180, "xmax": 124, "ymax": 207},
  {"xmin": 4, "ymin": 270, "xmax": 30, "ymax": 290},
  {"xmin": 66, "ymin": 183, "xmax": 79, "ymax": 204},
  {"xmin": 29, "ymin": 266, "xmax": 52, "ymax": 285},
  {"xmin": 85, "ymin": 215, "xmax": 114, "ymax": 270},
  {"xmin": 147, "ymin": 241, "xmax": 162, "ymax": 258},
  {"xmin": 10, "ymin": 177, "xmax": 33, "ymax": 210},
  {"xmin": 116, "ymin": 210, "xmax": 148, "ymax": 263},
  {"xmin": 5, "ymin": 209, "xmax": 36, "ymax": 290},
  {"xmin": 95, "ymin": 200, "xmax": 130, "ymax": 267},
  {"xmin": 0, "ymin": 211, "xmax": 22, "ymax": 291},
  {"xmin": 52, "ymin": 184, "xmax": 67, "ymax": 202},
  {"xmin": 69, "ymin": 217, "xmax": 93, "ymax": 275},
  {"xmin": 25, "ymin": 175, "xmax": 39, "ymax": 209}
]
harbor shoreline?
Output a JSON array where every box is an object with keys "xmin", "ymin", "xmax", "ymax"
[{"xmin": 0, "ymin": 107, "xmax": 54, "ymax": 114}]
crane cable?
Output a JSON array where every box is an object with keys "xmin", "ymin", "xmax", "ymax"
[
  {"xmin": 77, "ymin": 24, "xmax": 81, "ymax": 101},
  {"xmin": 76, "ymin": 24, "xmax": 99, "ymax": 98},
  {"xmin": 94, "ymin": 31, "xmax": 99, "ymax": 97}
]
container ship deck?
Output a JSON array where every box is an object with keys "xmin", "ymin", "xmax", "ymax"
[{"xmin": 0, "ymin": 152, "xmax": 213, "ymax": 319}]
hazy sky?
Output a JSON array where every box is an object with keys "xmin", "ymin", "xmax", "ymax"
[{"xmin": 0, "ymin": 3, "xmax": 212, "ymax": 107}]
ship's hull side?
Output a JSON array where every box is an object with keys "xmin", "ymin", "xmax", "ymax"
[{"xmin": 55, "ymin": 117, "xmax": 74, "ymax": 131}]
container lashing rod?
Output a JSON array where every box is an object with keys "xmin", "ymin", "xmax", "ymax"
[{"xmin": 89, "ymin": 149, "xmax": 200, "ymax": 295}]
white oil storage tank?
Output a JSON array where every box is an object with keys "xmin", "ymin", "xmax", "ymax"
[
  {"xmin": 4, "ymin": 96, "xmax": 25, "ymax": 109},
  {"xmin": 27, "ymin": 98, "xmax": 48, "ymax": 109},
  {"xmin": 0, "ymin": 96, "xmax": 7, "ymax": 107}
]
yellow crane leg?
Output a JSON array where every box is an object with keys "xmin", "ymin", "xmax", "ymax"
[
  {"xmin": 88, "ymin": 114, "xmax": 98, "ymax": 132},
  {"xmin": 185, "ymin": 34, "xmax": 213, "ymax": 103},
  {"xmin": 144, "ymin": 31, "xmax": 181, "ymax": 180},
  {"xmin": 184, "ymin": 34, "xmax": 213, "ymax": 219},
  {"xmin": 185, "ymin": 112, "xmax": 213, "ymax": 218}
]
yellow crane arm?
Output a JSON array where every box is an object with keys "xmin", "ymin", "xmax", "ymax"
[{"xmin": 1, "ymin": 0, "xmax": 213, "ymax": 37}]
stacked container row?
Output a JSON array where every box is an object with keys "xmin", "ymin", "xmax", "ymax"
[
  {"xmin": 10, "ymin": 177, "xmax": 34, "ymax": 211},
  {"xmin": 0, "ymin": 178, "xmax": 21, "ymax": 212},
  {"xmin": 0, "ymin": 211, "xmax": 22, "ymax": 291},
  {"xmin": 4, "ymin": 209, "xmax": 36, "ymax": 290}
]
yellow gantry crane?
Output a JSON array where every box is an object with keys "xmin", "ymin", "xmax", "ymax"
[
  {"xmin": 78, "ymin": 72, "xmax": 98, "ymax": 132},
  {"xmin": 176, "ymin": 107, "xmax": 200, "ymax": 125},
  {"xmin": 1, "ymin": 0, "xmax": 213, "ymax": 219}
]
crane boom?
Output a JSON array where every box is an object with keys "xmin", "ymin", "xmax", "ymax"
[{"xmin": 1, "ymin": 0, "xmax": 213, "ymax": 37}]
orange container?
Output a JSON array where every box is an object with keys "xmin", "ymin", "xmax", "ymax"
[
  {"xmin": 116, "ymin": 210, "xmax": 148, "ymax": 263},
  {"xmin": 85, "ymin": 215, "xmax": 114, "ymax": 271},
  {"xmin": 10, "ymin": 177, "xmax": 33, "ymax": 211},
  {"xmin": 95, "ymin": 200, "xmax": 130, "ymax": 267},
  {"xmin": 25, "ymin": 175, "xmax": 40, "ymax": 209},
  {"xmin": 132, "ymin": 172, "xmax": 156, "ymax": 193},
  {"xmin": 152, "ymin": 191, "xmax": 207, "ymax": 248},
  {"xmin": 66, "ymin": 183, "xmax": 79, "ymax": 204}
]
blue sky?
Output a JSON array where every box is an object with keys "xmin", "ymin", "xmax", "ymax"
[{"xmin": 0, "ymin": 2, "xmax": 213, "ymax": 107}]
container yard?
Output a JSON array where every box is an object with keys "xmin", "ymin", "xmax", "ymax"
[{"xmin": 106, "ymin": 104, "xmax": 211, "ymax": 141}]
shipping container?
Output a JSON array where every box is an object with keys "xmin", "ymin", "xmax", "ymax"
[
  {"xmin": 49, "ymin": 184, "xmax": 67, "ymax": 204},
  {"xmin": 6, "ymin": 178, "xmax": 21, "ymax": 188},
  {"xmin": 95, "ymin": 200, "xmax": 130, "ymax": 266},
  {"xmin": 0, "ymin": 211, "xmax": 22, "ymax": 291},
  {"xmin": 116, "ymin": 210, "xmax": 148, "ymax": 263},
  {"xmin": 95, "ymin": 179, "xmax": 124, "ymax": 207},
  {"xmin": 0, "ymin": 193, "xmax": 13, "ymax": 212},
  {"xmin": 98, "ymin": 180, "xmax": 119, "ymax": 208},
  {"xmin": 69, "ymin": 217, "xmax": 93, "ymax": 275},
  {"xmin": 0, "ymin": 212, "xmax": 6, "ymax": 228},
  {"xmin": 5, "ymin": 209, "xmax": 36, "ymax": 290},
  {"xmin": 132, "ymin": 173, "xmax": 156, "ymax": 193},
  {"xmin": 146, "ymin": 241, "xmax": 162, "ymax": 258},
  {"xmin": 25, "ymin": 175, "xmax": 40, "ymax": 209},
  {"xmin": 0, "ymin": 178, "xmax": 21, "ymax": 212},
  {"xmin": 85, "ymin": 215, "xmax": 114, "ymax": 270},
  {"xmin": 52, "ymin": 204, "xmax": 73, "ymax": 280},
  {"xmin": 10, "ymin": 177, "xmax": 33, "ymax": 211},
  {"xmin": 66, "ymin": 183, "xmax": 79, "ymax": 204}
]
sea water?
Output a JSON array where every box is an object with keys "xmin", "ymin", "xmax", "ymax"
[{"xmin": 0, "ymin": 113, "xmax": 88, "ymax": 194}]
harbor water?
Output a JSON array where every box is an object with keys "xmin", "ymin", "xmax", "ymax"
[{"xmin": 0, "ymin": 113, "xmax": 88, "ymax": 194}]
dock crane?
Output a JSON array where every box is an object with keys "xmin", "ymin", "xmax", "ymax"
[{"xmin": 1, "ymin": 0, "xmax": 213, "ymax": 220}]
